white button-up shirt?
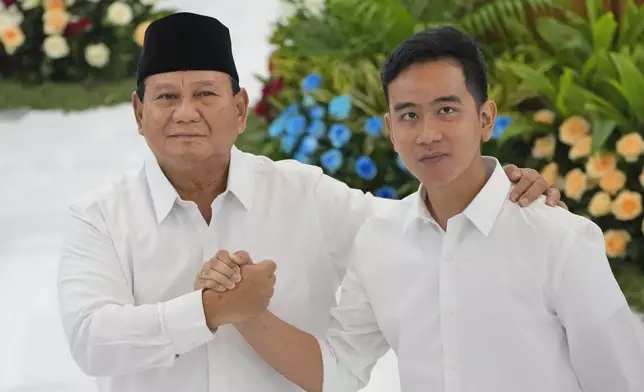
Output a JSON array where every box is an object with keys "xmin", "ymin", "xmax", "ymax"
[
  {"xmin": 320, "ymin": 159, "xmax": 644, "ymax": 392},
  {"xmin": 57, "ymin": 146, "xmax": 393, "ymax": 392}
]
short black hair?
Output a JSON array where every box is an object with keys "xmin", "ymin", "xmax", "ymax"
[
  {"xmin": 136, "ymin": 76, "xmax": 241, "ymax": 100},
  {"xmin": 380, "ymin": 25, "xmax": 488, "ymax": 108}
]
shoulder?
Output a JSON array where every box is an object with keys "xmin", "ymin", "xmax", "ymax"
[
  {"xmin": 503, "ymin": 194, "xmax": 604, "ymax": 247},
  {"xmin": 68, "ymin": 166, "xmax": 146, "ymax": 224},
  {"xmin": 356, "ymin": 192, "xmax": 416, "ymax": 240},
  {"xmin": 242, "ymin": 150, "xmax": 325, "ymax": 188}
]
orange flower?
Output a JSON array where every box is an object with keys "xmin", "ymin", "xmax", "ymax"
[
  {"xmin": 43, "ymin": 9, "xmax": 70, "ymax": 35},
  {"xmin": 540, "ymin": 162, "xmax": 558, "ymax": 187},
  {"xmin": 134, "ymin": 21, "xmax": 151, "ymax": 47},
  {"xmin": 568, "ymin": 135, "xmax": 591, "ymax": 160},
  {"xmin": 588, "ymin": 191, "xmax": 612, "ymax": 217},
  {"xmin": 611, "ymin": 190, "xmax": 642, "ymax": 221},
  {"xmin": 533, "ymin": 109, "xmax": 555, "ymax": 125},
  {"xmin": 604, "ymin": 230, "xmax": 631, "ymax": 258},
  {"xmin": 559, "ymin": 115, "xmax": 590, "ymax": 146},
  {"xmin": 615, "ymin": 132, "xmax": 643, "ymax": 162},
  {"xmin": 44, "ymin": 0, "xmax": 66, "ymax": 10},
  {"xmin": 598, "ymin": 169, "xmax": 626, "ymax": 195},
  {"xmin": 585, "ymin": 153, "xmax": 617, "ymax": 179},
  {"xmin": 563, "ymin": 168, "xmax": 587, "ymax": 201},
  {"xmin": 532, "ymin": 135, "xmax": 555, "ymax": 159},
  {"xmin": 1, "ymin": 26, "xmax": 25, "ymax": 55}
]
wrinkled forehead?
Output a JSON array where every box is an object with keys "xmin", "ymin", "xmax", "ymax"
[{"xmin": 145, "ymin": 70, "xmax": 231, "ymax": 89}]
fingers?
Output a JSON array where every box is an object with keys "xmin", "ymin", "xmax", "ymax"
[
  {"xmin": 195, "ymin": 278, "xmax": 227, "ymax": 292},
  {"xmin": 545, "ymin": 186, "xmax": 562, "ymax": 207},
  {"xmin": 509, "ymin": 168, "xmax": 540, "ymax": 206},
  {"xmin": 231, "ymin": 250, "xmax": 253, "ymax": 266},
  {"xmin": 215, "ymin": 250, "xmax": 241, "ymax": 274},
  {"xmin": 503, "ymin": 164, "xmax": 521, "ymax": 184},
  {"xmin": 556, "ymin": 200, "xmax": 568, "ymax": 210},
  {"xmin": 256, "ymin": 259, "xmax": 277, "ymax": 276}
]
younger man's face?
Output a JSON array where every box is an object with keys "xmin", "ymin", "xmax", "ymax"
[{"xmin": 385, "ymin": 59, "xmax": 496, "ymax": 188}]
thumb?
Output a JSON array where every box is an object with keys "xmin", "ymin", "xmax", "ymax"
[{"xmin": 231, "ymin": 250, "xmax": 253, "ymax": 265}]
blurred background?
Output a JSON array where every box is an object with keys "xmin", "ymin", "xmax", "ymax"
[{"xmin": 1, "ymin": 0, "xmax": 643, "ymax": 391}]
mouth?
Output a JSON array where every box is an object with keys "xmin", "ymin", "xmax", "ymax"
[
  {"xmin": 168, "ymin": 134, "xmax": 206, "ymax": 138},
  {"xmin": 419, "ymin": 152, "xmax": 448, "ymax": 163}
]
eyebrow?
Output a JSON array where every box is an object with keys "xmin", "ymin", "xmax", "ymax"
[
  {"xmin": 392, "ymin": 95, "xmax": 462, "ymax": 112},
  {"xmin": 152, "ymin": 80, "xmax": 218, "ymax": 91}
]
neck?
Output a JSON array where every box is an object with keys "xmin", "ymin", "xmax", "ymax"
[
  {"xmin": 159, "ymin": 153, "xmax": 230, "ymax": 206},
  {"xmin": 424, "ymin": 155, "xmax": 488, "ymax": 231}
]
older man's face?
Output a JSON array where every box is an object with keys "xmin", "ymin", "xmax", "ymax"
[{"xmin": 132, "ymin": 70, "xmax": 248, "ymax": 167}]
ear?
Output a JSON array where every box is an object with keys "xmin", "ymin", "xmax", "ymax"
[
  {"xmin": 235, "ymin": 88, "xmax": 250, "ymax": 136},
  {"xmin": 384, "ymin": 112, "xmax": 398, "ymax": 153},
  {"xmin": 479, "ymin": 100, "xmax": 497, "ymax": 142},
  {"xmin": 132, "ymin": 91, "xmax": 144, "ymax": 135}
]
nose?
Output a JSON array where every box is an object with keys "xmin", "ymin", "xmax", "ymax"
[
  {"xmin": 416, "ymin": 118, "xmax": 442, "ymax": 145},
  {"xmin": 172, "ymin": 96, "xmax": 201, "ymax": 123}
]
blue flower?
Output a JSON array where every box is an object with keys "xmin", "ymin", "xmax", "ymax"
[
  {"xmin": 491, "ymin": 115, "xmax": 512, "ymax": 140},
  {"xmin": 375, "ymin": 186, "xmax": 397, "ymax": 199},
  {"xmin": 320, "ymin": 149, "xmax": 343, "ymax": 174},
  {"xmin": 302, "ymin": 94, "xmax": 317, "ymax": 107},
  {"xmin": 283, "ymin": 103, "xmax": 300, "ymax": 117},
  {"xmin": 364, "ymin": 116, "xmax": 384, "ymax": 137},
  {"xmin": 328, "ymin": 124, "xmax": 351, "ymax": 148},
  {"xmin": 294, "ymin": 149, "xmax": 312, "ymax": 164},
  {"xmin": 281, "ymin": 134, "xmax": 298, "ymax": 154},
  {"xmin": 300, "ymin": 136, "xmax": 319, "ymax": 154},
  {"xmin": 328, "ymin": 95, "xmax": 352, "ymax": 120},
  {"xmin": 268, "ymin": 116, "xmax": 287, "ymax": 138},
  {"xmin": 285, "ymin": 115, "xmax": 307, "ymax": 136},
  {"xmin": 396, "ymin": 155, "xmax": 410, "ymax": 173},
  {"xmin": 301, "ymin": 73, "xmax": 322, "ymax": 92},
  {"xmin": 309, "ymin": 105, "xmax": 325, "ymax": 120},
  {"xmin": 355, "ymin": 156, "xmax": 377, "ymax": 180},
  {"xmin": 308, "ymin": 120, "xmax": 326, "ymax": 138}
]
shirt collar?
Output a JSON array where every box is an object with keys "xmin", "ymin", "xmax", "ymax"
[
  {"xmin": 145, "ymin": 146, "xmax": 254, "ymax": 223},
  {"xmin": 402, "ymin": 157, "xmax": 511, "ymax": 236}
]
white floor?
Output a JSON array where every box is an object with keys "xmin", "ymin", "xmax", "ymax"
[{"xmin": 0, "ymin": 1, "xmax": 399, "ymax": 391}]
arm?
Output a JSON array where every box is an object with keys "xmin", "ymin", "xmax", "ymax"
[
  {"xmin": 235, "ymin": 242, "xmax": 389, "ymax": 392},
  {"xmin": 57, "ymin": 204, "xmax": 215, "ymax": 377},
  {"xmin": 553, "ymin": 221, "xmax": 644, "ymax": 391}
]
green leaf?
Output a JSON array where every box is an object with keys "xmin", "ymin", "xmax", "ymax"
[
  {"xmin": 555, "ymin": 67, "xmax": 575, "ymax": 116},
  {"xmin": 610, "ymin": 52, "xmax": 644, "ymax": 123},
  {"xmin": 498, "ymin": 116, "xmax": 543, "ymax": 142},
  {"xmin": 536, "ymin": 17, "xmax": 591, "ymax": 56},
  {"xmin": 591, "ymin": 12, "xmax": 617, "ymax": 52},
  {"xmin": 505, "ymin": 62, "xmax": 557, "ymax": 102},
  {"xmin": 590, "ymin": 116, "xmax": 617, "ymax": 153}
]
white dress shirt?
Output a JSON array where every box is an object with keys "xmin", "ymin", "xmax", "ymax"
[
  {"xmin": 320, "ymin": 158, "xmax": 644, "ymax": 392},
  {"xmin": 57, "ymin": 146, "xmax": 394, "ymax": 392}
]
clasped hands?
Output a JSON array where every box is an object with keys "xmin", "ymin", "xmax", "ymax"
[{"xmin": 197, "ymin": 250, "xmax": 276, "ymax": 328}]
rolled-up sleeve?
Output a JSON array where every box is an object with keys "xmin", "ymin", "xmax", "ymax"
[
  {"xmin": 317, "ymin": 234, "xmax": 391, "ymax": 392},
  {"xmin": 554, "ymin": 221, "xmax": 644, "ymax": 392},
  {"xmin": 57, "ymin": 204, "xmax": 215, "ymax": 377}
]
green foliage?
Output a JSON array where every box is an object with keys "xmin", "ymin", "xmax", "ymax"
[{"xmin": 0, "ymin": 79, "xmax": 135, "ymax": 111}]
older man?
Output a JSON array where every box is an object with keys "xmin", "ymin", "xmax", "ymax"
[{"xmin": 57, "ymin": 12, "xmax": 565, "ymax": 392}]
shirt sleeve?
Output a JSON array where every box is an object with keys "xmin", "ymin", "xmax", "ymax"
[
  {"xmin": 318, "ymin": 229, "xmax": 391, "ymax": 392},
  {"xmin": 553, "ymin": 220, "xmax": 644, "ymax": 392},
  {"xmin": 313, "ymin": 174, "xmax": 395, "ymax": 279},
  {"xmin": 57, "ymin": 204, "xmax": 216, "ymax": 378}
]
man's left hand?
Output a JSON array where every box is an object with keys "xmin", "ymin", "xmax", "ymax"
[{"xmin": 503, "ymin": 164, "xmax": 568, "ymax": 210}]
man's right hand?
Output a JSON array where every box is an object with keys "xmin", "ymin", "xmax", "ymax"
[{"xmin": 202, "ymin": 257, "xmax": 276, "ymax": 328}]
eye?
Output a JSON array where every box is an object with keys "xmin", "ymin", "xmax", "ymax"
[
  {"xmin": 197, "ymin": 91, "xmax": 217, "ymax": 97},
  {"xmin": 401, "ymin": 112, "xmax": 418, "ymax": 121},
  {"xmin": 156, "ymin": 93, "xmax": 178, "ymax": 100},
  {"xmin": 438, "ymin": 107, "xmax": 456, "ymax": 115}
]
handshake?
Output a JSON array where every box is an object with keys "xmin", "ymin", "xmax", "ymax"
[{"xmin": 197, "ymin": 250, "xmax": 277, "ymax": 329}]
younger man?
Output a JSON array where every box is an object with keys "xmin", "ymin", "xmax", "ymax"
[{"xmin": 201, "ymin": 26, "xmax": 644, "ymax": 391}]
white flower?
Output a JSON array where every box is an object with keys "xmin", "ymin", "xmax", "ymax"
[
  {"xmin": 0, "ymin": 5, "xmax": 24, "ymax": 29},
  {"xmin": 43, "ymin": 34, "xmax": 69, "ymax": 59},
  {"xmin": 140, "ymin": 0, "xmax": 157, "ymax": 5},
  {"xmin": 20, "ymin": 0, "xmax": 41, "ymax": 11},
  {"xmin": 66, "ymin": 0, "xmax": 75, "ymax": 5},
  {"xmin": 85, "ymin": 42, "xmax": 110, "ymax": 68},
  {"xmin": 106, "ymin": 1, "xmax": 133, "ymax": 26}
]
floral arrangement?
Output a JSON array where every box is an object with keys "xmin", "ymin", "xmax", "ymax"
[
  {"xmin": 0, "ymin": 0, "xmax": 173, "ymax": 84},
  {"xmin": 267, "ymin": 72, "xmax": 514, "ymax": 200}
]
